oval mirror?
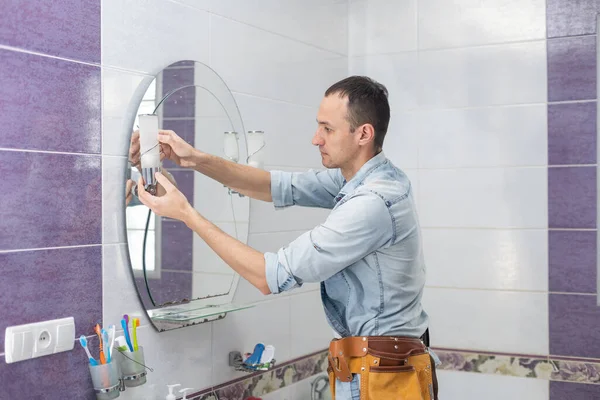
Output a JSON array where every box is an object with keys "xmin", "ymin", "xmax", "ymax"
[{"xmin": 124, "ymin": 61, "xmax": 251, "ymax": 331}]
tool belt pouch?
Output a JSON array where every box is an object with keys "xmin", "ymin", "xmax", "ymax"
[{"xmin": 327, "ymin": 337, "xmax": 438, "ymax": 400}]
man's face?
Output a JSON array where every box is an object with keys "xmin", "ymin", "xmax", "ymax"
[{"xmin": 313, "ymin": 94, "xmax": 358, "ymax": 169}]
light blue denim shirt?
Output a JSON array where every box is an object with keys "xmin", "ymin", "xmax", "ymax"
[
  {"xmin": 264, "ymin": 152, "xmax": 431, "ymax": 399},
  {"xmin": 264, "ymin": 151, "xmax": 429, "ymax": 337}
]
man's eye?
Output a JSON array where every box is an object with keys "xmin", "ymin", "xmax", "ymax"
[{"xmin": 325, "ymin": 127, "xmax": 332, "ymax": 132}]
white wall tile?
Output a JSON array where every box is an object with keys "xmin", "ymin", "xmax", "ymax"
[
  {"xmin": 103, "ymin": 244, "xmax": 150, "ymax": 328},
  {"xmin": 418, "ymin": 41, "xmax": 547, "ymax": 109},
  {"xmin": 349, "ymin": 53, "xmax": 419, "ymax": 112},
  {"xmin": 212, "ymin": 299, "xmax": 292, "ymax": 385},
  {"xmin": 423, "ymin": 288, "xmax": 549, "ymax": 355},
  {"xmin": 249, "ymin": 197, "xmax": 330, "ymax": 234},
  {"xmin": 289, "ymin": 374, "xmax": 329, "ymax": 400},
  {"xmin": 210, "ymin": 15, "xmax": 347, "ymax": 107},
  {"xmin": 423, "ymin": 228, "xmax": 548, "ymax": 291},
  {"xmin": 436, "ymin": 370, "xmax": 549, "ymax": 400},
  {"xmin": 103, "ymin": 156, "xmax": 128, "ymax": 244},
  {"xmin": 349, "ymin": 0, "xmax": 417, "ymax": 55},
  {"xmin": 203, "ymin": 0, "xmax": 348, "ymax": 55},
  {"xmin": 102, "ymin": 0, "xmax": 210, "ymax": 74},
  {"xmin": 116, "ymin": 323, "xmax": 213, "ymax": 399},
  {"xmin": 418, "ymin": 105, "xmax": 547, "ymax": 168},
  {"xmin": 233, "ymin": 94, "xmax": 323, "ymax": 169},
  {"xmin": 290, "ymin": 292, "xmax": 333, "ymax": 358},
  {"xmin": 383, "ymin": 112, "xmax": 419, "ymax": 169},
  {"xmin": 418, "ymin": 167, "xmax": 547, "ymax": 228},
  {"xmin": 261, "ymin": 386, "xmax": 293, "ymax": 400},
  {"xmin": 418, "ymin": 0, "xmax": 546, "ymax": 50}
]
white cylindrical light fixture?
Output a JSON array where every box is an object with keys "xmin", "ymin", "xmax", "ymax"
[
  {"xmin": 247, "ymin": 130, "xmax": 265, "ymax": 169},
  {"xmin": 138, "ymin": 114, "xmax": 161, "ymax": 195},
  {"xmin": 223, "ymin": 131, "xmax": 239, "ymax": 163}
]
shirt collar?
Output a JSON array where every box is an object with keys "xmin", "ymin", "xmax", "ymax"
[{"xmin": 334, "ymin": 151, "xmax": 388, "ymax": 204}]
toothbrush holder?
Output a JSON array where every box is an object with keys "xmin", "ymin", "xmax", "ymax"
[
  {"xmin": 117, "ymin": 347, "xmax": 148, "ymax": 387},
  {"xmin": 88, "ymin": 360, "xmax": 123, "ymax": 400}
]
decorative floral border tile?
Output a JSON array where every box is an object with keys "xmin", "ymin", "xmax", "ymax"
[
  {"xmin": 435, "ymin": 349, "xmax": 600, "ymax": 385},
  {"xmin": 181, "ymin": 348, "xmax": 600, "ymax": 399},
  {"xmin": 189, "ymin": 350, "xmax": 329, "ymax": 400}
]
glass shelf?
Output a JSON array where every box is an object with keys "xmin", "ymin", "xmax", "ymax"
[{"xmin": 148, "ymin": 302, "xmax": 255, "ymax": 323}]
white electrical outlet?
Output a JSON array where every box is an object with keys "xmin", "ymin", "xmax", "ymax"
[{"xmin": 4, "ymin": 317, "xmax": 75, "ymax": 364}]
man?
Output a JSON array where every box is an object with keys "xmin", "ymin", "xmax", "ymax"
[{"xmin": 136, "ymin": 76, "xmax": 438, "ymax": 399}]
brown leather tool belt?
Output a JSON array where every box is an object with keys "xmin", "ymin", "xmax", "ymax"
[{"xmin": 327, "ymin": 336, "xmax": 439, "ymax": 400}]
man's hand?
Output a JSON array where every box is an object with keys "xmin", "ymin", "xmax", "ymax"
[
  {"xmin": 158, "ymin": 130, "xmax": 198, "ymax": 168},
  {"xmin": 137, "ymin": 172, "xmax": 193, "ymax": 223}
]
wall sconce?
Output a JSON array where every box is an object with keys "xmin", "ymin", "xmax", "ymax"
[{"xmin": 246, "ymin": 130, "xmax": 265, "ymax": 169}]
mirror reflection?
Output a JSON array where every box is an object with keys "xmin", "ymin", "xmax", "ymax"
[{"xmin": 124, "ymin": 61, "xmax": 250, "ymax": 331}]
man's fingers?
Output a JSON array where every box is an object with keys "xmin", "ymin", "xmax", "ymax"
[{"xmin": 155, "ymin": 171, "xmax": 175, "ymax": 192}]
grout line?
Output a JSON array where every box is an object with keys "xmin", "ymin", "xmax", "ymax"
[
  {"xmin": 0, "ymin": 147, "xmax": 102, "ymax": 157},
  {"xmin": 231, "ymin": 91, "xmax": 318, "ymax": 109},
  {"xmin": 424, "ymin": 285, "xmax": 596, "ymax": 296},
  {"xmin": 0, "ymin": 44, "xmax": 101, "ymax": 67},
  {"xmin": 0, "ymin": 244, "xmax": 102, "ymax": 254}
]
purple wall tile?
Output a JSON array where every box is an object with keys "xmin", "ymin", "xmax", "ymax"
[
  {"xmin": 0, "ymin": 0, "xmax": 100, "ymax": 63},
  {"xmin": 551, "ymin": 379, "xmax": 600, "ymax": 399},
  {"xmin": 0, "ymin": 151, "xmax": 102, "ymax": 250},
  {"xmin": 0, "ymin": 50, "xmax": 101, "ymax": 153},
  {"xmin": 163, "ymin": 86, "xmax": 196, "ymax": 118},
  {"xmin": 169, "ymin": 170, "xmax": 195, "ymax": 203},
  {"xmin": 162, "ymin": 67, "xmax": 195, "ymax": 94},
  {"xmin": 549, "ymin": 230, "xmax": 596, "ymax": 293},
  {"xmin": 548, "ymin": 167, "xmax": 596, "ymax": 229},
  {"xmin": 161, "ymin": 220, "xmax": 193, "ymax": 271},
  {"xmin": 547, "ymin": 0, "xmax": 600, "ymax": 38},
  {"xmin": 548, "ymin": 102, "xmax": 597, "ymax": 165},
  {"xmin": 0, "ymin": 351, "xmax": 95, "ymax": 399},
  {"xmin": 547, "ymin": 36, "xmax": 596, "ymax": 102},
  {"xmin": 162, "ymin": 119, "xmax": 195, "ymax": 169},
  {"xmin": 0, "ymin": 247, "xmax": 102, "ymax": 350},
  {"xmin": 135, "ymin": 271, "xmax": 193, "ymax": 308},
  {"xmin": 550, "ymin": 294, "xmax": 600, "ymax": 358}
]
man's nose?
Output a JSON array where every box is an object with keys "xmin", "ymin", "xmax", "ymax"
[{"xmin": 312, "ymin": 131, "xmax": 323, "ymax": 146}]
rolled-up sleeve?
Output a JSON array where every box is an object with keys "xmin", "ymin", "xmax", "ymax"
[
  {"xmin": 264, "ymin": 193, "xmax": 394, "ymax": 294},
  {"xmin": 270, "ymin": 169, "xmax": 344, "ymax": 210}
]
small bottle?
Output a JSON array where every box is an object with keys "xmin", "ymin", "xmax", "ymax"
[{"xmin": 165, "ymin": 383, "xmax": 181, "ymax": 400}]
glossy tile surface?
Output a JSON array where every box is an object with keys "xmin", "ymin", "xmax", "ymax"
[
  {"xmin": 548, "ymin": 167, "xmax": 596, "ymax": 229},
  {"xmin": 0, "ymin": 151, "xmax": 102, "ymax": 250},
  {"xmin": 0, "ymin": 246, "xmax": 102, "ymax": 350},
  {"xmin": 419, "ymin": 41, "xmax": 547, "ymax": 108},
  {"xmin": 0, "ymin": 0, "xmax": 100, "ymax": 62},
  {"xmin": 418, "ymin": 0, "xmax": 545, "ymax": 49},
  {"xmin": 546, "ymin": 0, "xmax": 600, "ymax": 38},
  {"xmin": 547, "ymin": 36, "xmax": 596, "ymax": 102},
  {"xmin": 0, "ymin": 49, "xmax": 101, "ymax": 153},
  {"xmin": 548, "ymin": 102, "xmax": 597, "ymax": 165},
  {"xmin": 549, "ymin": 230, "xmax": 596, "ymax": 294},
  {"xmin": 550, "ymin": 294, "xmax": 600, "ymax": 358}
]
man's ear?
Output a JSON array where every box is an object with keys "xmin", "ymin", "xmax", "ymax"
[{"xmin": 357, "ymin": 124, "xmax": 376, "ymax": 147}]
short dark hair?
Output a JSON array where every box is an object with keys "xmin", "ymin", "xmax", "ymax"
[{"xmin": 325, "ymin": 76, "xmax": 390, "ymax": 151}]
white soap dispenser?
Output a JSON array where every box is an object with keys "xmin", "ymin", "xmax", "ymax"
[
  {"xmin": 165, "ymin": 383, "xmax": 181, "ymax": 400},
  {"xmin": 180, "ymin": 388, "xmax": 193, "ymax": 400}
]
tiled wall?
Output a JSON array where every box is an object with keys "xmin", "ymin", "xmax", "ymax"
[
  {"xmin": 349, "ymin": 0, "xmax": 599, "ymax": 399},
  {"xmin": 0, "ymin": 0, "xmax": 347, "ymax": 398}
]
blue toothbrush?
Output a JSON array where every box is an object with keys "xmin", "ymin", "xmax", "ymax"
[
  {"xmin": 101, "ymin": 329, "xmax": 111, "ymax": 363},
  {"xmin": 79, "ymin": 335, "xmax": 99, "ymax": 366},
  {"xmin": 121, "ymin": 318, "xmax": 134, "ymax": 352}
]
